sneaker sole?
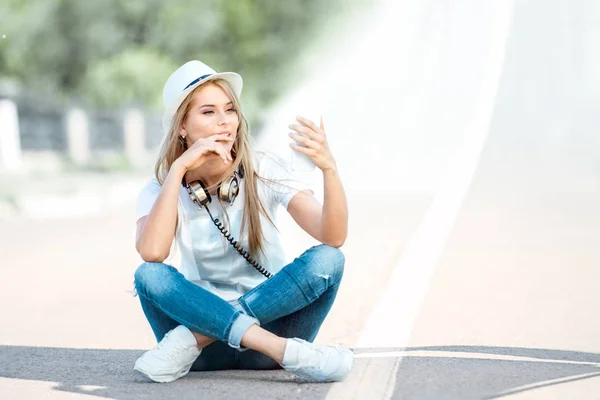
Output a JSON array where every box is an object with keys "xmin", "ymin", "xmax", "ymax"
[
  {"xmin": 134, "ymin": 359, "xmax": 192, "ymax": 383},
  {"xmin": 291, "ymin": 349, "xmax": 355, "ymax": 382}
]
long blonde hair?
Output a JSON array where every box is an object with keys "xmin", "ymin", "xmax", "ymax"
[{"xmin": 154, "ymin": 78, "xmax": 279, "ymax": 263}]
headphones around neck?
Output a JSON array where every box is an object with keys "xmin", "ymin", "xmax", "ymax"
[
  {"xmin": 182, "ymin": 165, "xmax": 245, "ymax": 208},
  {"xmin": 180, "ymin": 164, "xmax": 273, "ymax": 279}
]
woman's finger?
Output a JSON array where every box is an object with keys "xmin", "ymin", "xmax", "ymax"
[
  {"xmin": 289, "ymin": 132, "xmax": 320, "ymax": 150},
  {"xmin": 213, "ymin": 143, "xmax": 231, "ymax": 164},
  {"xmin": 289, "ymin": 123, "xmax": 324, "ymax": 144},
  {"xmin": 296, "ymin": 116, "xmax": 326, "ymax": 136},
  {"xmin": 194, "ymin": 143, "xmax": 227, "ymax": 164},
  {"xmin": 208, "ymin": 134, "xmax": 235, "ymax": 142},
  {"xmin": 289, "ymin": 142, "xmax": 317, "ymax": 157}
]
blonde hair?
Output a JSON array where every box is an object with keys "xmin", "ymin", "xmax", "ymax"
[{"xmin": 154, "ymin": 78, "xmax": 281, "ymax": 263}]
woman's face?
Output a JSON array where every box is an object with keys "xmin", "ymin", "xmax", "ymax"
[{"xmin": 180, "ymin": 82, "xmax": 239, "ymax": 153}]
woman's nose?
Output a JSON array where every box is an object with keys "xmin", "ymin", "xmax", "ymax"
[{"xmin": 217, "ymin": 111, "xmax": 228, "ymax": 124}]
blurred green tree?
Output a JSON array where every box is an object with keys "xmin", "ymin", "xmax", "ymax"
[{"xmin": 0, "ymin": 0, "xmax": 367, "ymax": 126}]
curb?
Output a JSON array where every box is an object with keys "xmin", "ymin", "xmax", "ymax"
[{"xmin": 0, "ymin": 175, "xmax": 148, "ymax": 220}]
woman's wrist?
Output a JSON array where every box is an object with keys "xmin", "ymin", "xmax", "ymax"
[
  {"xmin": 170, "ymin": 160, "xmax": 188, "ymax": 178},
  {"xmin": 322, "ymin": 163, "xmax": 339, "ymax": 175}
]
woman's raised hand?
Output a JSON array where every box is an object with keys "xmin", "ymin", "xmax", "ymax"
[
  {"xmin": 174, "ymin": 134, "xmax": 234, "ymax": 172},
  {"xmin": 289, "ymin": 116, "xmax": 337, "ymax": 172}
]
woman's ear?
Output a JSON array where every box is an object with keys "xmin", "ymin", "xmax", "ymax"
[{"xmin": 179, "ymin": 115, "xmax": 188, "ymax": 135}]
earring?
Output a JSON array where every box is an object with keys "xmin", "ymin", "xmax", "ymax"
[{"xmin": 179, "ymin": 136, "xmax": 188, "ymax": 150}]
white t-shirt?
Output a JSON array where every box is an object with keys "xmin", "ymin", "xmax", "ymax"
[{"xmin": 136, "ymin": 151, "xmax": 312, "ymax": 304}]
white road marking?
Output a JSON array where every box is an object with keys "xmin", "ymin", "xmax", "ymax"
[
  {"xmin": 354, "ymin": 350, "xmax": 600, "ymax": 367},
  {"xmin": 492, "ymin": 372, "xmax": 600, "ymax": 399}
]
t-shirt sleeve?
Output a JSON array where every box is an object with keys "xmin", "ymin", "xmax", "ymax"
[
  {"xmin": 256, "ymin": 152, "xmax": 313, "ymax": 210},
  {"xmin": 136, "ymin": 177, "xmax": 162, "ymax": 221}
]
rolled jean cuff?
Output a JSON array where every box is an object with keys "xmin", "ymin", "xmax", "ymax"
[
  {"xmin": 231, "ymin": 300, "xmax": 246, "ymax": 314},
  {"xmin": 228, "ymin": 312, "xmax": 259, "ymax": 349}
]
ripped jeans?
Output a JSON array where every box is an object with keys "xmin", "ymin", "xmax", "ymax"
[{"xmin": 133, "ymin": 244, "xmax": 345, "ymax": 371}]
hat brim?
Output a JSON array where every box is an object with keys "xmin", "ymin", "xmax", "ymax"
[{"xmin": 162, "ymin": 72, "xmax": 243, "ymax": 135}]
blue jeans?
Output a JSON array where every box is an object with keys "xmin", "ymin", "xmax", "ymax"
[{"xmin": 134, "ymin": 244, "xmax": 345, "ymax": 371}]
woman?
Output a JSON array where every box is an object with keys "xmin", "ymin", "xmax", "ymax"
[{"xmin": 133, "ymin": 60, "xmax": 352, "ymax": 383}]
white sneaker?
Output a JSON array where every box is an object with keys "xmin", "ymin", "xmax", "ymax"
[
  {"xmin": 134, "ymin": 325, "xmax": 201, "ymax": 383},
  {"xmin": 281, "ymin": 338, "xmax": 354, "ymax": 382}
]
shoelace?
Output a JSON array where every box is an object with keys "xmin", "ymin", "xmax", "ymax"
[{"xmin": 151, "ymin": 333, "xmax": 195, "ymax": 363}]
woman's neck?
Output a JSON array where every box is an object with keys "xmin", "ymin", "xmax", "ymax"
[{"xmin": 184, "ymin": 159, "xmax": 230, "ymax": 193}]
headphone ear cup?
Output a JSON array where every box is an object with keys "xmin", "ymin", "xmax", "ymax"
[
  {"xmin": 218, "ymin": 174, "xmax": 240, "ymax": 205},
  {"xmin": 188, "ymin": 179, "xmax": 211, "ymax": 207}
]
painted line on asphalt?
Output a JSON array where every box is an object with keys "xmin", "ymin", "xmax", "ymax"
[
  {"xmin": 490, "ymin": 371, "xmax": 600, "ymax": 399},
  {"xmin": 324, "ymin": 355, "xmax": 401, "ymax": 400},
  {"xmin": 354, "ymin": 350, "xmax": 600, "ymax": 367}
]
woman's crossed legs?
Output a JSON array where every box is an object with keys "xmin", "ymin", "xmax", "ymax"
[{"xmin": 134, "ymin": 244, "xmax": 346, "ymax": 374}]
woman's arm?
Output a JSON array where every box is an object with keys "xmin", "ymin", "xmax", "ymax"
[
  {"xmin": 287, "ymin": 116, "xmax": 348, "ymax": 247},
  {"xmin": 287, "ymin": 165, "xmax": 348, "ymax": 247},
  {"xmin": 136, "ymin": 163, "xmax": 186, "ymax": 262},
  {"xmin": 136, "ymin": 135, "xmax": 234, "ymax": 262},
  {"xmin": 320, "ymin": 167, "xmax": 348, "ymax": 246}
]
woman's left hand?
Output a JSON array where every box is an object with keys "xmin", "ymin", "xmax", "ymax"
[{"xmin": 289, "ymin": 116, "xmax": 337, "ymax": 172}]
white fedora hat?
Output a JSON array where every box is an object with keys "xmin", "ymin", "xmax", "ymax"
[{"xmin": 161, "ymin": 60, "xmax": 243, "ymax": 134}]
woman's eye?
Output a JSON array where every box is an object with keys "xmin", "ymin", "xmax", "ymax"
[{"xmin": 203, "ymin": 109, "xmax": 234, "ymax": 115}]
